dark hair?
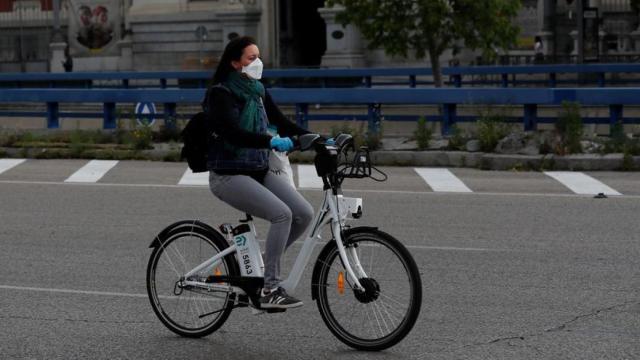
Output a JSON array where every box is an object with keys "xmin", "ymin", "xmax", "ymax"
[{"xmin": 212, "ymin": 36, "xmax": 256, "ymax": 84}]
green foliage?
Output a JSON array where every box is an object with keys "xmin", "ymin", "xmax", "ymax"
[
  {"xmin": 69, "ymin": 132, "xmax": 90, "ymax": 157},
  {"xmin": 600, "ymin": 122, "xmax": 640, "ymax": 156},
  {"xmin": 555, "ymin": 101, "xmax": 583, "ymax": 155},
  {"xmin": 131, "ymin": 120, "xmax": 154, "ymax": 150},
  {"xmin": 447, "ymin": 124, "xmax": 468, "ymax": 150},
  {"xmin": 19, "ymin": 147, "xmax": 29, "ymax": 158},
  {"xmin": 327, "ymin": 0, "xmax": 521, "ymax": 85},
  {"xmin": 330, "ymin": 121, "xmax": 366, "ymax": 148},
  {"xmin": 154, "ymin": 116, "xmax": 185, "ymax": 142},
  {"xmin": 476, "ymin": 114, "xmax": 509, "ymax": 152},
  {"xmin": 328, "ymin": 120, "xmax": 384, "ymax": 150},
  {"xmin": 0, "ymin": 132, "xmax": 18, "ymax": 147},
  {"xmin": 621, "ymin": 150, "xmax": 635, "ymax": 171},
  {"xmin": 414, "ymin": 117, "xmax": 432, "ymax": 150},
  {"xmin": 163, "ymin": 151, "xmax": 182, "ymax": 162},
  {"xmin": 365, "ymin": 131, "xmax": 382, "ymax": 150}
]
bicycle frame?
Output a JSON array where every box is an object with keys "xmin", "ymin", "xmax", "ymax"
[{"xmin": 181, "ymin": 188, "xmax": 366, "ymax": 297}]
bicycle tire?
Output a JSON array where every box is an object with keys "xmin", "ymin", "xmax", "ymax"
[
  {"xmin": 147, "ymin": 220, "xmax": 238, "ymax": 338},
  {"xmin": 313, "ymin": 228, "xmax": 422, "ymax": 351}
]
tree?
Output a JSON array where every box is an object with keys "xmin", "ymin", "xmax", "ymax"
[{"xmin": 326, "ymin": 0, "xmax": 521, "ymax": 87}]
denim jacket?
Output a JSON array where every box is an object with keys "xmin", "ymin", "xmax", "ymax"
[{"xmin": 204, "ymin": 85, "xmax": 270, "ymax": 172}]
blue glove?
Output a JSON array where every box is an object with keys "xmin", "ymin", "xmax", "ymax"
[
  {"xmin": 270, "ymin": 137, "xmax": 294, "ymax": 152},
  {"xmin": 326, "ymin": 137, "xmax": 336, "ymax": 145}
]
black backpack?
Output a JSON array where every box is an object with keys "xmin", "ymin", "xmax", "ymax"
[
  {"xmin": 180, "ymin": 110, "xmax": 209, "ymax": 172},
  {"xmin": 180, "ymin": 85, "xmax": 229, "ymax": 173}
]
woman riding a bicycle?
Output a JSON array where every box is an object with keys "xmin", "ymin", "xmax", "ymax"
[{"xmin": 206, "ymin": 36, "xmax": 314, "ymax": 309}]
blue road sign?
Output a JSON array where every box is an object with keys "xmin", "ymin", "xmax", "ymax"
[{"xmin": 135, "ymin": 102, "xmax": 156, "ymax": 126}]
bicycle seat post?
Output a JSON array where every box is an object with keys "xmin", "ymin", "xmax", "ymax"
[{"xmin": 239, "ymin": 213, "xmax": 257, "ymax": 236}]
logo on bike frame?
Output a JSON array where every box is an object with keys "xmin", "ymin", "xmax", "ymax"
[{"xmin": 235, "ymin": 235, "xmax": 246, "ymax": 247}]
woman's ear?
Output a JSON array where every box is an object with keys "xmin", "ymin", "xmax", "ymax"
[{"xmin": 231, "ymin": 60, "xmax": 242, "ymax": 71}]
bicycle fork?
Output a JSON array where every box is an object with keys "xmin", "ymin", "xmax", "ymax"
[{"xmin": 327, "ymin": 192, "xmax": 366, "ymax": 293}]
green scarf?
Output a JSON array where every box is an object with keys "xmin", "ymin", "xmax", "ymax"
[{"xmin": 224, "ymin": 71, "xmax": 266, "ymax": 133}]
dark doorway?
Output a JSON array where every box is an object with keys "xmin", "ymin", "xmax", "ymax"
[{"xmin": 278, "ymin": 0, "xmax": 326, "ymax": 67}]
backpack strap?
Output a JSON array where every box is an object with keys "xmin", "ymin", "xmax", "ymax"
[{"xmin": 202, "ymin": 84, "xmax": 231, "ymax": 113}]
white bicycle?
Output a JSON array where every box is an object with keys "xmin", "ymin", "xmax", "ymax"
[{"xmin": 146, "ymin": 134, "xmax": 422, "ymax": 351}]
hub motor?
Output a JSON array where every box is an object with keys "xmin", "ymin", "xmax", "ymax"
[{"xmin": 353, "ymin": 278, "xmax": 380, "ymax": 303}]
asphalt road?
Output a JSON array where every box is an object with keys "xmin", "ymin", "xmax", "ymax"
[{"xmin": 0, "ymin": 160, "xmax": 639, "ymax": 359}]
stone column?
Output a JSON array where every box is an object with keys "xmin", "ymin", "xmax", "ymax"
[
  {"xmin": 257, "ymin": 0, "xmax": 277, "ymax": 67},
  {"xmin": 536, "ymin": 0, "xmax": 555, "ymax": 56},
  {"xmin": 570, "ymin": 30, "xmax": 579, "ymax": 56},
  {"xmin": 117, "ymin": 38, "xmax": 133, "ymax": 71},
  {"xmin": 118, "ymin": 0, "xmax": 133, "ymax": 70},
  {"xmin": 631, "ymin": 26, "xmax": 640, "ymax": 51},
  {"xmin": 49, "ymin": 42, "xmax": 67, "ymax": 72},
  {"xmin": 49, "ymin": 0, "xmax": 67, "ymax": 72},
  {"xmin": 318, "ymin": 5, "xmax": 365, "ymax": 68}
]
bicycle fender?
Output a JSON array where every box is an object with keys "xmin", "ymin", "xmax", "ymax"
[
  {"xmin": 310, "ymin": 226, "xmax": 379, "ymax": 300},
  {"xmin": 149, "ymin": 220, "xmax": 219, "ymax": 248}
]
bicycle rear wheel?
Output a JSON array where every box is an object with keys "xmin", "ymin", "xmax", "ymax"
[
  {"xmin": 314, "ymin": 228, "xmax": 422, "ymax": 351},
  {"xmin": 147, "ymin": 221, "xmax": 238, "ymax": 338}
]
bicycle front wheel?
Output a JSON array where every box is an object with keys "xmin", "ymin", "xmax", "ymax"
[
  {"xmin": 314, "ymin": 228, "xmax": 422, "ymax": 351},
  {"xmin": 147, "ymin": 221, "xmax": 238, "ymax": 338}
]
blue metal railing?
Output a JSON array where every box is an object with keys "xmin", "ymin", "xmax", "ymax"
[
  {"xmin": 2, "ymin": 63, "xmax": 640, "ymax": 89},
  {"xmin": 2, "ymin": 87, "xmax": 639, "ymax": 134}
]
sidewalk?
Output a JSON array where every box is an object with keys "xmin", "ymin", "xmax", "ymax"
[
  {"xmin": 288, "ymin": 149, "xmax": 640, "ymax": 171},
  {"xmin": 2, "ymin": 137, "xmax": 639, "ymax": 171}
]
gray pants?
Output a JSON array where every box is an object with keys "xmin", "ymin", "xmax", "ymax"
[{"xmin": 209, "ymin": 171, "xmax": 314, "ymax": 290}]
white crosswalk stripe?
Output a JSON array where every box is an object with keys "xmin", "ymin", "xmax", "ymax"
[
  {"xmin": 544, "ymin": 171, "xmax": 622, "ymax": 196},
  {"xmin": 414, "ymin": 168, "xmax": 472, "ymax": 193},
  {"xmin": 64, "ymin": 160, "xmax": 118, "ymax": 183},
  {"xmin": 0, "ymin": 159, "xmax": 26, "ymax": 175},
  {"xmin": 178, "ymin": 168, "xmax": 209, "ymax": 186},
  {"xmin": 2, "ymin": 159, "xmax": 637, "ymax": 197},
  {"xmin": 297, "ymin": 165, "xmax": 323, "ymax": 189}
]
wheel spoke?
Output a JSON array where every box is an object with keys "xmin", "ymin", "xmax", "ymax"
[
  {"xmin": 373, "ymin": 301, "xmax": 391, "ymax": 335},
  {"xmin": 378, "ymin": 292, "xmax": 408, "ymax": 308},
  {"xmin": 159, "ymin": 246, "xmax": 182, "ymax": 278},
  {"xmin": 314, "ymin": 232, "xmax": 421, "ymax": 350},
  {"xmin": 148, "ymin": 229, "xmax": 235, "ymax": 337},
  {"xmin": 377, "ymin": 298, "xmax": 408, "ymax": 319}
]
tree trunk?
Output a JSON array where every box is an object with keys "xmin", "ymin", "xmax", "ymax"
[{"xmin": 429, "ymin": 47, "xmax": 443, "ymax": 87}]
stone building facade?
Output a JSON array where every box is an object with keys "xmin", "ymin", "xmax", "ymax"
[{"xmin": 0, "ymin": 0, "xmax": 639, "ymax": 73}]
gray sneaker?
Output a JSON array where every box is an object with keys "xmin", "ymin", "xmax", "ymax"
[{"xmin": 259, "ymin": 287, "xmax": 303, "ymax": 309}]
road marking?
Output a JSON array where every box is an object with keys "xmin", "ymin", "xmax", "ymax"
[
  {"xmin": 64, "ymin": 160, "xmax": 119, "ymax": 183},
  {"xmin": 414, "ymin": 168, "xmax": 472, "ymax": 193},
  {"xmin": 0, "ymin": 284, "xmax": 147, "ymax": 298},
  {"xmin": 1, "ymin": 179, "xmax": 639, "ymax": 200},
  {"xmin": 0, "ymin": 158, "xmax": 26, "ymax": 175},
  {"xmin": 0, "ymin": 284, "xmax": 226, "ymax": 303},
  {"xmin": 544, "ymin": 171, "xmax": 622, "ymax": 196},
  {"xmin": 265, "ymin": 238, "xmax": 512, "ymax": 252},
  {"xmin": 297, "ymin": 165, "xmax": 323, "ymax": 189},
  {"xmin": 178, "ymin": 168, "xmax": 209, "ymax": 186}
]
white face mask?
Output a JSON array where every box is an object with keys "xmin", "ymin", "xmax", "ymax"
[{"xmin": 242, "ymin": 58, "xmax": 263, "ymax": 80}]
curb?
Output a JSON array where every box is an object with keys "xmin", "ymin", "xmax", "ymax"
[{"xmin": 2, "ymin": 146, "xmax": 639, "ymax": 171}]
